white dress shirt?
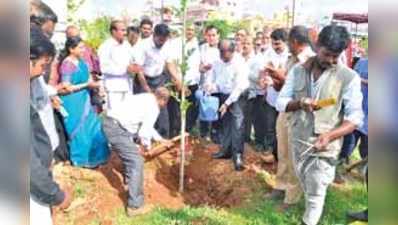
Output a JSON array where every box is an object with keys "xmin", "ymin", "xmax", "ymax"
[
  {"xmin": 262, "ymin": 48, "xmax": 289, "ymax": 107},
  {"xmin": 207, "ymin": 55, "xmax": 250, "ymax": 106},
  {"xmin": 199, "ymin": 43, "xmax": 220, "ymax": 85},
  {"xmin": 107, "ymin": 93, "xmax": 163, "ymax": 148},
  {"xmin": 98, "ymin": 37, "xmax": 133, "ymax": 92},
  {"xmin": 247, "ymin": 52, "xmax": 266, "ymax": 98},
  {"xmin": 171, "ymin": 37, "xmax": 201, "ymax": 86},
  {"xmin": 129, "ymin": 40, "xmax": 144, "ymax": 64},
  {"xmin": 135, "ymin": 38, "xmax": 174, "ymax": 78},
  {"xmin": 37, "ymin": 76, "xmax": 59, "ymax": 151},
  {"xmin": 276, "ymin": 64, "xmax": 364, "ymax": 127}
]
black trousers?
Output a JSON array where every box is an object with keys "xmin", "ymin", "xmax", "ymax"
[
  {"xmin": 139, "ymin": 74, "xmax": 172, "ymax": 138},
  {"xmin": 186, "ymin": 84, "xmax": 199, "ymax": 133},
  {"xmin": 199, "ymin": 93, "xmax": 228, "ymax": 144},
  {"xmin": 53, "ymin": 110, "xmax": 69, "ymax": 162},
  {"xmin": 218, "ymin": 95, "xmax": 245, "ymax": 155},
  {"xmin": 168, "ymin": 96, "xmax": 181, "ymax": 138},
  {"xmin": 263, "ymin": 100, "xmax": 278, "ymax": 154},
  {"xmin": 240, "ymin": 93, "xmax": 252, "ymax": 143},
  {"xmin": 251, "ymin": 95, "xmax": 268, "ymax": 148}
]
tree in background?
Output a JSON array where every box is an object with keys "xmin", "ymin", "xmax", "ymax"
[
  {"xmin": 67, "ymin": 0, "xmax": 111, "ymax": 50},
  {"xmin": 79, "ymin": 17, "xmax": 112, "ymax": 50},
  {"xmin": 204, "ymin": 19, "xmax": 234, "ymax": 39},
  {"xmin": 67, "ymin": 0, "xmax": 86, "ymax": 24}
]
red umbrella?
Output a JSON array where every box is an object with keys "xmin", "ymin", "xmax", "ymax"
[
  {"xmin": 332, "ymin": 13, "xmax": 368, "ymax": 68},
  {"xmin": 332, "ymin": 13, "xmax": 368, "ymax": 24}
]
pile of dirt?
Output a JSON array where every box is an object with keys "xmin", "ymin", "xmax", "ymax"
[{"xmin": 53, "ymin": 138, "xmax": 276, "ymax": 225}]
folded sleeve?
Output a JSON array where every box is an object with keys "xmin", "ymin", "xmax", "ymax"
[
  {"xmin": 276, "ymin": 67, "xmax": 295, "ymax": 112},
  {"xmin": 342, "ymin": 74, "xmax": 364, "ymax": 127}
]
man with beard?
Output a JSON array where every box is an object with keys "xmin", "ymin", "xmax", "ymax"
[
  {"xmin": 267, "ymin": 25, "xmax": 316, "ymax": 210},
  {"xmin": 276, "ymin": 25, "xmax": 364, "ymax": 225}
]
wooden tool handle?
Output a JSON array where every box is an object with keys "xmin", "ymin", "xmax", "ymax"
[
  {"xmin": 316, "ymin": 98, "xmax": 336, "ymax": 108},
  {"xmin": 144, "ymin": 133, "xmax": 189, "ymax": 161}
]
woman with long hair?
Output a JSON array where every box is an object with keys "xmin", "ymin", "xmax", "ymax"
[{"xmin": 59, "ymin": 36, "xmax": 109, "ymax": 168}]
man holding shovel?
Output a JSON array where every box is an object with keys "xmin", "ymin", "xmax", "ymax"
[{"xmin": 102, "ymin": 87, "xmax": 173, "ymax": 217}]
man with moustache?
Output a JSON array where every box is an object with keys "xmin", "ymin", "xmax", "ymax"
[{"xmin": 276, "ymin": 25, "xmax": 364, "ymax": 225}]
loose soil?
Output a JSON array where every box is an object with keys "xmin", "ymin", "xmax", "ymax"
[{"xmin": 53, "ymin": 138, "xmax": 277, "ymax": 225}]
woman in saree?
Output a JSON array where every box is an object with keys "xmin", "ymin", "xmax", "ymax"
[{"xmin": 59, "ymin": 36, "xmax": 109, "ymax": 168}]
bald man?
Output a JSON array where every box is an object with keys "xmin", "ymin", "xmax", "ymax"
[
  {"xmin": 205, "ymin": 39, "xmax": 249, "ymax": 171},
  {"xmin": 65, "ymin": 25, "xmax": 80, "ymax": 39}
]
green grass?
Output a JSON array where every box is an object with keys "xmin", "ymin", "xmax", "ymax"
[
  {"xmin": 74, "ymin": 182, "xmax": 88, "ymax": 199},
  {"xmin": 108, "ymin": 181, "xmax": 367, "ymax": 225}
]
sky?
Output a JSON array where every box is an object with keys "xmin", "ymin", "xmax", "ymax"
[{"xmin": 76, "ymin": 0, "xmax": 368, "ymax": 21}]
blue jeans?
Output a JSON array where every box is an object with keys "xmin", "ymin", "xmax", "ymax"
[{"xmin": 339, "ymin": 130, "xmax": 368, "ymax": 160}]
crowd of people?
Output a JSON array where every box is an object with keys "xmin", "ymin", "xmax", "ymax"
[{"xmin": 29, "ymin": 1, "xmax": 368, "ymax": 225}]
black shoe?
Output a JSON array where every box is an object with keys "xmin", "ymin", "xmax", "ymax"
[
  {"xmin": 254, "ymin": 143, "xmax": 264, "ymax": 152},
  {"xmin": 212, "ymin": 150, "xmax": 232, "ymax": 159},
  {"xmin": 233, "ymin": 153, "xmax": 244, "ymax": 171},
  {"xmin": 347, "ymin": 209, "xmax": 368, "ymax": 222}
]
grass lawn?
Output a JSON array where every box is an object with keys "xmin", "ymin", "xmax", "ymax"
[
  {"xmin": 56, "ymin": 141, "xmax": 368, "ymax": 225},
  {"xmin": 107, "ymin": 181, "xmax": 367, "ymax": 225}
]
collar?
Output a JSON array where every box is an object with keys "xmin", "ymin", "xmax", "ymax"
[
  {"xmin": 297, "ymin": 46, "xmax": 315, "ymax": 63},
  {"xmin": 109, "ymin": 37, "xmax": 125, "ymax": 46},
  {"xmin": 242, "ymin": 51, "xmax": 255, "ymax": 61},
  {"xmin": 302, "ymin": 56, "xmax": 342, "ymax": 74}
]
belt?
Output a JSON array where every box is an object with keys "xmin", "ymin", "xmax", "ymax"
[
  {"xmin": 144, "ymin": 74, "xmax": 163, "ymax": 80},
  {"xmin": 104, "ymin": 73, "xmax": 129, "ymax": 79},
  {"xmin": 105, "ymin": 116, "xmax": 141, "ymax": 143}
]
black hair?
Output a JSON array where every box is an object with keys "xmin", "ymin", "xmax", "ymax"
[
  {"xmin": 127, "ymin": 26, "xmax": 140, "ymax": 35},
  {"xmin": 270, "ymin": 28, "xmax": 288, "ymax": 42},
  {"xmin": 154, "ymin": 24, "xmax": 170, "ymax": 37},
  {"xmin": 140, "ymin": 18, "xmax": 153, "ymax": 28},
  {"xmin": 317, "ymin": 25, "xmax": 351, "ymax": 53},
  {"xmin": 30, "ymin": 2, "xmax": 58, "ymax": 26},
  {"xmin": 30, "ymin": 31, "xmax": 56, "ymax": 60},
  {"xmin": 218, "ymin": 39, "xmax": 235, "ymax": 52},
  {"xmin": 205, "ymin": 25, "xmax": 219, "ymax": 34},
  {"xmin": 289, "ymin": 25, "xmax": 311, "ymax": 45},
  {"xmin": 58, "ymin": 36, "xmax": 82, "ymax": 64}
]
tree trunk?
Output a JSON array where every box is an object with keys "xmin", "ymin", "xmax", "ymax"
[{"xmin": 178, "ymin": 0, "xmax": 188, "ymax": 193}]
